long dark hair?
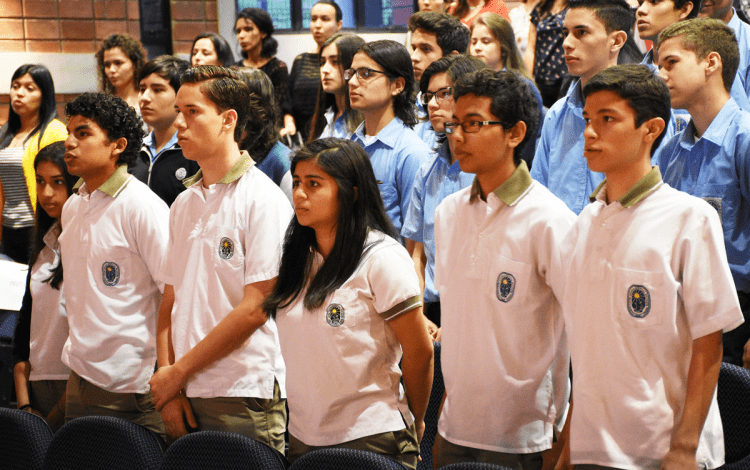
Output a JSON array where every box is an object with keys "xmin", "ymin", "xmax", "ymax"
[
  {"xmin": 190, "ymin": 32, "xmax": 235, "ymax": 67},
  {"xmin": 263, "ymin": 138, "xmax": 397, "ymax": 316},
  {"xmin": 30, "ymin": 142, "xmax": 77, "ymax": 289},
  {"xmin": 237, "ymin": 68, "xmax": 280, "ymax": 163},
  {"xmin": 357, "ymin": 40, "xmax": 418, "ymax": 128},
  {"xmin": 308, "ymin": 33, "xmax": 365, "ymax": 142},
  {"xmin": 0, "ymin": 64, "xmax": 58, "ymax": 150},
  {"xmin": 236, "ymin": 8, "xmax": 278, "ymax": 59}
]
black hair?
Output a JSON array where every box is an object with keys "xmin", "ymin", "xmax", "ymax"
[
  {"xmin": 95, "ymin": 34, "xmax": 147, "ymax": 95},
  {"xmin": 30, "ymin": 142, "xmax": 77, "ymax": 289},
  {"xmin": 676, "ymin": 0, "xmax": 702, "ymax": 20},
  {"xmin": 309, "ymin": 33, "xmax": 365, "ymax": 142},
  {"xmin": 236, "ymin": 8, "xmax": 278, "ymax": 59},
  {"xmin": 237, "ymin": 68, "xmax": 280, "ymax": 163},
  {"xmin": 181, "ymin": 66, "xmax": 251, "ymax": 143},
  {"xmin": 408, "ymin": 11, "xmax": 470, "ymax": 55},
  {"xmin": 568, "ymin": 0, "xmax": 635, "ymax": 34},
  {"xmin": 356, "ymin": 40, "xmax": 418, "ymax": 128},
  {"xmin": 137, "ymin": 55, "xmax": 191, "ymax": 93},
  {"xmin": 64, "ymin": 92, "xmax": 145, "ymax": 168},
  {"xmin": 0, "ymin": 64, "xmax": 58, "ymax": 150},
  {"xmin": 190, "ymin": 33, "xmax": 235, "ymax": 67},
  {"xmin": 313, "ymin": 0, "xmax": 342, "ymax": 22},
  {"xmin": 453, "ymin": 68, "xmax": 540, "ymax": 164},
  {"xmin": 582, "ymin": 64, "xmax": 671, "ymax": 154},
  {"xmin": 263, "ymin": 138, "xmax": 398, "ymax": 316}
]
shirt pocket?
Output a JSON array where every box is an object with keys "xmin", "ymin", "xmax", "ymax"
[
  {"xmin": 91, "ymin": 244, "xmax": 132, "ymax": 295},
  {"xmin": 488, "ymin": 254, "xmax": 532, "ymax": 304},
  {"xmin": 318, "ymin": 288, "xmax": 359, "ymax": 329},
  {"xmin": 613, "ymin": 268, "xmax": 675, "ymax": 329},
  {"xmin": 210, "ymin": 226, "xmax": 245, "ymax": 270}
]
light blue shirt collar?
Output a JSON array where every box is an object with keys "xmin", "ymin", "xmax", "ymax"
[
  {"xmin": 143, "ymin": 131, "xmax": 179, "ymax": 163},
  {"xmin": 353, "ymin": 116, "xmax": 405, "ymax": 149}
]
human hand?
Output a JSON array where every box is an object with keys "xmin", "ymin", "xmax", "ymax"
[
  {"xmin": 279, "ymin": 121, "xmax": 296, "ymax": 138},
  {"xmin": 161, "ymin": 395, "xmax": 197, "ymax": 440},
  {"xmin": 148, "ymin": 364, "xmax": 187, "ymax": 411},
  {"xmin": 426, "ymin": 321, "xmax": 441, "ymax": 342}
]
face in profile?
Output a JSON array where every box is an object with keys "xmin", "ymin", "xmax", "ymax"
[
  {"xmin": 192, "ymin": 38, "xmax": 221, "ymax": 67},
  {"xmin": 425, "ymin": 72, "xmax": 454, "ymax": 134},
  {"xmin": 138, "ymin": 73, "xmax": 178, "ymax": 129},
  {"xmin": 656, "ymin": 36, "xmax": 707, "ymax": 111},
  {"xmin": 36, "ymin": 160, "xmax": 70, "ymax": 220},
  {"xmin": 103, "ymin": 47, "xmax": 135, "ymax": 90},
  {"xmin": 320, "ymin": 43, "xmax": 345, "ymax": 94},
  {"xmin": 64, "ymin": 116, "xmax": 123, "ymax": 180},
  {"xmin": 348, "ymin": 52, "xmax": 398, "ymax": 114},
  {"xmin": 292, "ymin": 159, "xmax": 341, "ymax": 234},
  {"xmin": 174, "ymin": 82, "xmax": 231, "ymax": 163}
]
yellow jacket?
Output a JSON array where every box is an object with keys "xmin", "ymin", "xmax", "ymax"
[{"xmin": 20, "ymin": 119, "xmax": 68, "ymax": 212}]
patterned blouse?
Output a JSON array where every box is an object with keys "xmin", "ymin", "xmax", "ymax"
[{"xmin": 530, "ymin": 5, "xmax": 569, "ymax": 84}]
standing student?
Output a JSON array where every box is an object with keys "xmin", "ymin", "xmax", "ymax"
[
  {"xmin": 348, "ymin": 40, "xmax": 432, "ymax": 236},
  {"xmin": 0, "ymin": 64, "xmax": 67, "ymax": 264},
  {"xmin": 60, "ymin": 92, "xmax": 168, "ymax": 441},
  {"xmin": 13, "ymin": 141, "xmax": 77, "ymax": 431},
  {"xmin": 96, "ymin": 34, "xmax": 147, "ymax": 111},
  {"xmin": 433, "ymin": 68, "xmax": 573, "ymax": 469},
  {"xmin": 191, "ymin": 33, "xmax": 235, "ymax": 67},
  {"xmin": 131, "ymin": 56, "xmax": 199, "ymax": 207},
  {"xmin": 148, "ymin": 66, "xmax": 291, "ymax": 451},
  {"xmin": 560, "ymin": 63, "xmax": 743, "ymax": 469},
  {"xmin": 264, "ymin": 138, "xmax": 433, "ymax": 470},
  {"xmin": 655, "ymin": 18, "xmax": 750, "ymax": 367}
]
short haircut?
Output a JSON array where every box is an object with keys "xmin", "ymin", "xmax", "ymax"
[
  {"xmin": 657, "ymin": 18, "xmax": 739, "ymax": 92},
  {"xmin": 568, "ymin": 0, "xmax": 635, "ymax": 34},
  {"xmin": 96, "ymin": 34, "xmax": 147, "ymax": 95},
  {"xmin": 420, "ymin": 54, "xmax": 486, "ymax": 94},
  {"xmin": 313, "ymin": 0, "xmax": 342, "ymax": 22},
  {"xmin": 408, "ymin": 11, "xmax": 470, "ymax": 56},
  {"xmin": 137, "ymin": 55, "xmax": 191, "ymax": 92},
  {"xmin": 65, "ymin": 92, "xmax": 145, "ymax": 167},
  {"xmin": 453, "ymin": 69, "xmax": 540, "ymax": 164},
  {"xmin": 582, "ymin": 64, "xmax": 671, "ymax": 154},
  {"xmin": 236, "ymin": 8, "xmax": 278, "ymax": 59},
  {"xmin": 181, "ymin": 66, "xmax": 251, "ymax": 143},
  {"xmin": 357, "ymin": 40, "xmax": 418, "ymax": 128},
  {"xmin": 190, "ymin": 33, "xmax": 235, "ymax": 67},
  {"xmin": 677, "ymin": 0, "xmax": 702, "ymax": 20}
]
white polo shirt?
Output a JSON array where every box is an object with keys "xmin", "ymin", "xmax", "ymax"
[
  {"xmin": 276, "ymin": 231, "xmax": 422, "ymax": 446},
  {"xmin": 165, "ymin": 151, "xmax": 292, "ymax": 399},
  {"xmin": 560, "ymin": 168, "xmax": 744, "ymax": 469},
  {"xmin": 434, "ymin": 161, "xmax": 575, "ymax": 453},
  {"xmin": 60, "ymin": 166, "xmax": 169, "ymax": 393}
]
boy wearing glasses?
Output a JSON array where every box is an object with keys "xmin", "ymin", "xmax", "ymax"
[{"xmin": 432, "ymin": 69, "xmax": 574, "ymax": 469}]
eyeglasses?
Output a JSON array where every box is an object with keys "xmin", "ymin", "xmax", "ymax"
[
  {"xmin": 421, "ymin": 87, "xmax": 453, "ymax": 105},
  {"xmin": 444, "ymin": 120, "xmax": 505, "ymax": 134},
  {"xmin": 344, "ymin": 67, "xmax": 388, "ymax": 81}
]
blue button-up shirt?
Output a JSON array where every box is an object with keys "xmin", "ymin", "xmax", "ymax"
[
  {"xmin": 729, "ymin": 9, "xmax": 750, "ymax": 99},
  {"xmin": 401, "ymin": 141, "xmax": 475, "ymax": 302},
  {"xmin": 656, "ymin": 98, "xmax": 750, "ymax": 292},
  {"xmin": 413, "ymin": 93, "xmax": 439, "ymax": 149},
  {"xmin": 352, "ymin": 117, "xmax": 431, "ymax": 232}
]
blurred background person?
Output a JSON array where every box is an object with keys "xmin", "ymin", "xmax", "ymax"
[
  {"xmin": 449, "ymin": 0, "xmax": 510, "ymax": 27},
  {"xmin": 526, "ymin": 0, "xmax": 570, "ymax": 107},
  {"xmin": 190, "ymin": 32, "xmax": 235, "ymax": 67},
  {"xmin": 509, "ymin": 0, "xmax": 541, "ymax": 56},
  {"xmin": 96, "ymin": 34, "xmax": 147, "ymax": 110}
]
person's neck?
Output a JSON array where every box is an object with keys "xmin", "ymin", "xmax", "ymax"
[
  {"xmin": 18, "ymin": 113, "xmax": 40, "ymax": 134},
  {"xmin": 476, "ymin": 157, "xmax": 517, "ymax": 201},
  {"xmin": 580, "ymin": 57, "xmax": 618, "ymax": 88},
  {"xmin": 152, "ymin": 123, "xmax": 178, "ymax": 154},
  {"xmin": 243, "ymin": 48, "xmax": 266, "ymax": 68},
  {"xmin": 200, "ymin": 142, "xmax": 243, "ymax": 187},
  {"xmin": 720, "ymin": 7, "xmax": 734, "ymax": 23},
  {"xmin": 604, "ymin": 158, "xmax": 652, "ymax": 204},
  {"xmin": 315, "ymin": 226, "xmax": 337, "ymax": 259},
  {"xmin": 363, "ymin": 105, "xmax": 396, "ymax": 137},
  {"xmin": 83, "ymin": 164, "xmax": 119, "ymax": 193},
  {"xmin": 116, "ymin": 85, "xmax": 139, "ymax": 109},
  {"xmin": 687, "ymin": 87, "xmax": 729, "ymax": 138}
]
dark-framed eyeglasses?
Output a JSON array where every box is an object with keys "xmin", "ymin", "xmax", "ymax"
[
  {"xmin": 443, "ymin": 120, "xmax": 505, "ymax": 134},
  {"xmin": 421, "ymin": 87, "xmax": 453, "ymax": 106},
  {"xmin": 344, "ymin": 67, "xmax": 388, "ymax": 81}
]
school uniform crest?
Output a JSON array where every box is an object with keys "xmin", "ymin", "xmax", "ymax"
[
  {"xmin": 326, "ymin": 303, "xmax": 345, "ymax": 327},
  {"xmin": 175, "ymin": 167, "xmax": 187, "ymax": 180},
  {"xmin": 496, "ymin": 272, "xmax": 515, "ymax": 303},
  {"xmin": 219, "ymin": 237, "xmax": 234, "ymax": 259},
  {"xmin": 627, "ymin": 285, "xmax": 651, "ymax": 318},
  {"xmin": 102, "ymin": 262, "xmax": 120, "ymax": 286}
]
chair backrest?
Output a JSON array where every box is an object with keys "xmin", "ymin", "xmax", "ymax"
[
  {"xmin": 42, "ymin": 416, "xmax": 163, "ymax": 470},
  {"xmin": 160, "ymin": 431, "xmax": 287, "ymax": 470},
  {"xmin": 289, "ymin": 448, "xmax": 406, "ymax": 470},
  {"xmin": 0, "ymin": 407, "xmax": 54, "ymax": 470},
  {"xmin": 439, "ymin": 463, "xmax": 516, "ymax": 470},
  {"xmin": 717, "ymin": 362, "xmax": 750, "ymax": 465},
  {"xmin": 417, "ymin": 341, "xmax": 444, "ymax": 470}
]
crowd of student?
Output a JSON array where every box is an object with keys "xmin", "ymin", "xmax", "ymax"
[{"xmin": 1, "ymin": 0, "xmax": 750, "ymax": 468}]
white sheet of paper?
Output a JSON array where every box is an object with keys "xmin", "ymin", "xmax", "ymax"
[{"xmin": 0, "ymin": 259, "xmax": 29, "ymax": 311}]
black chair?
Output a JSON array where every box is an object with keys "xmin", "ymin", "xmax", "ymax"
[
  {"xmin": 0, "ymin": 309, "xmax": 19, "ymax": 407},
  {"xmin": 160, "ymin": 431, "xmax": 287, "ymax": 470},
  {"xmin": 0, "ymin": 407, "xmax": 54, "ymax": 470},
  {"xmin": 440, "ymin": 464, "xmax": 515, "ymax": 470},
  {"xmin": 717, "ymin": 362, "xmax": 750, "ymax": 470},
  {"xmin": 289, "ymin": 448, "xmax": 405, "ymax": 470},
  {"xmin": 418, "ymin": 341, "xmax": 444, "ymax": 470},
  {"xmin": 42, "ymin": 416, "xmax": 164, "ymax": 470}
]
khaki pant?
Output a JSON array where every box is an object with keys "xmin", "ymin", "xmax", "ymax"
[
  {"xmin": 433, "ymin": 433, "xmax": 543, "ymax": 470},
  {"xmin": 289, "ymin": 423, "xmax": 420, "ymax": 470},
  {"xmin": 65, "ymin": 371, "xmax": 167, "ymax": 442}
]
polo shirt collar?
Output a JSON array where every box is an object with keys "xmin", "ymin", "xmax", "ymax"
[
  {"xmin": 73, "ymin": 165, "xmax": 131, "ymax": 198},
  {"xmin": 354, "ymin": 117, "xmax": 404, "ymax": 148},
  {"xmin": 183, "ymin": 150, "xmax": 255, "ymax": 188},
  {"xmin": 470, "ymin": 160, "xmax": 532, "ymax": 205},
  {"xmin": 590, "ymin": 166, "xmax": 662, "ymax": 208}
]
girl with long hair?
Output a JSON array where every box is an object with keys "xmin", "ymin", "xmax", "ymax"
[
  {"xmin": 308, "ymin": 33, "xmax": 365, "ymax": 142},
  {"xmin": 470, "ymin": 12, "xmax": 530, "ymax": 76},
  {"xmin": 95, "ymin": 34, "xmax": 147, "ymax": 110},
  {"xmin": 13, "ymin": 141, "xmax": 77, "ymax": 430},
  {"xmin": 264, "ymin": 138, "xmax": 433, "ymax": 469},
  {"xmin": 190, "ymin": 32, "xmax": 235, "ymax": 67},
  {"xmin": 0, "ymin": 64, "xmax": 67, "ymax": 264}
]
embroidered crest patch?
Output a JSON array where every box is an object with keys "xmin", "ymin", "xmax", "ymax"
[
  {"xmin": 102, "ymin": 262, "xmax": 120, "ymax": 286},
  {"xmin": 326, "ymin": 303, "xmax": 345, "ymax": 327},
  {"xmin": 496, "ymin": 272, "xmax": 515, "ymax": 303},
  {"xmin": 627, "ymin": 285, "xmax": 651, "ymax": 318},
  {"xmin": 219, "ymin": 237, "xmax": 234, "ymax": 260},
  {"xmin": 175, "ymin": 167, "xmax": 187, "ymax": 180}
]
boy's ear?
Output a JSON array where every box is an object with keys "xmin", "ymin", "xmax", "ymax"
[
  {"xmin": 678, "ymin": 1, "xmax": 694, "ymax": 20},
  {"xmin": 390, "ymin": 76, "xmax": 406, "ymax": 97},
  {"xmin": 704, "ymin": 51, "xmax": 723, "ymax": 78},
  {"xmin": 610, "ymin": 30, "xmax": 628, "ymax": 53},
  {"xmin": 222, "ymin": 109, "xmax": 238, "ymax": 131},
  {"xmin": 506, "ymin": 121, "xmax": 528, "ymax": 149},
  {"xmin": 642, "ymin": 117, "xmax": 666, "ymax": 147},
  {"xmin": 110, "ymin": 137, "xmax": 128, "ymax": 159}
]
